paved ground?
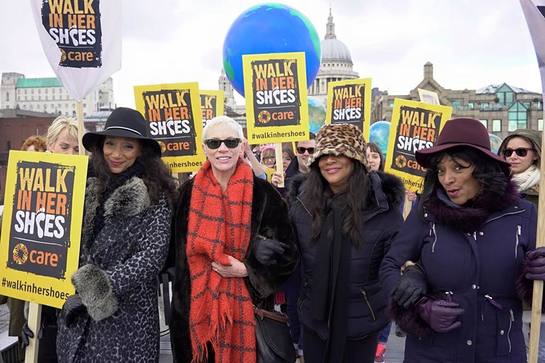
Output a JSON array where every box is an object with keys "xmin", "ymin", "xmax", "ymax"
[{"xmin": 3, "ymin": 303, "xmax": 545, "ymax": 363}]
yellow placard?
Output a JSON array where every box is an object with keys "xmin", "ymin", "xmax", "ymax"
[
  {"xmin": 0, "ymin": 151, "xmax": 88, "ymax": 308},
  {"xmin": 325, "ymin": 78, "xmax": 372, "ymax": 141},
  {"xmin": 200, "ymin": 90, "xmax": 225, "ymax": 128},
  {"xmin": 384, "ymin": 99, "xmax": 452, "ymax": 193},
  {"xmin": 243, "ymin": 52, "xmax": 309, "ymax": 144},
  {"xmin": 134, "ymin": 82, "xmax": 205, "ymax": 173}
]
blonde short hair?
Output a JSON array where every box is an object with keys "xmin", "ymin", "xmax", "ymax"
[
  {"xmin": 47, "ymin": 116, "xmax": 79, "ymax": 146},
  {"xmin": 203, "ymin": 116, "xmax": 243, "ymax": 140}
]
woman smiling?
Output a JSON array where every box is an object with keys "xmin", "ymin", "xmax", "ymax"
[
  {"xmin": 289, "ymin": 123, "xmax": 404, "ymax": 363},
  {"xmin": 382, "ymin": 118, "xmax": 545, "ymax": 363}
]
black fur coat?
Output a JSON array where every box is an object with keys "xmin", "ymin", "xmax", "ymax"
[{"xmin": 168, "ymin": 175, "xmax": 298, "ymax": 363}]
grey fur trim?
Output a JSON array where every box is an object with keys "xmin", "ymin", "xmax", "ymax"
[
  {"xmin": 72, "ymin": 264, "xmax": 118, "ymax": 321},
  {"xmin": 104, "ymin": 177, "xmax": 150, "ymax": 218},
  {"xmin": 81, "ymin": 178, "xmax": 101, "ymax": 247}
]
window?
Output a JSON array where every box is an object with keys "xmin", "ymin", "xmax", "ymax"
[
  {"xmin": 479, "ymin": 119, "xmax": 488, "ymax": 129},
  {"xmin": 508, "ymin": 102, "xmax": 528, "ymax": 131},
  {"xmin": 451, "ymin": 100, "xmax": 461, "ymax": 110},
  {"xmin": 480, "ymin": 102, "xmax": 489, "ymax": 111},
  {"xmin": 467, "ymin": 102, "xmax": 474, "ymax": 110},
  {"xmin": 496, "ymin": 84, "xmax": 515, "ymax": 106},
  {"xmin": 5, "ymin": 92, "xmax": 8, "ymax": 102},
  {"xmin": 492, "ymin": 119, "xmax": 502, "ymax": 132},
  {"xmin": 539, "ymin": 119, "xmax": 543, "ymax": 131}
]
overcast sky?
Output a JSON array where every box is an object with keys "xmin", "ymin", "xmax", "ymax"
[{"xmin": 1, "ymin": 0, "xmax": 542, "ymax": 108}]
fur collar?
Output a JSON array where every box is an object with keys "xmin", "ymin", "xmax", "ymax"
[
  {"xmin": 424, "ymin": 181, "xmax": 520, "ymax": 232},
  {"xmin": 288, "ymin": 171, "xmax": 404, "ymax": 212},
  {"xmin": 82, "ymin": 177, "xmax": 150, "ymax": 246}
]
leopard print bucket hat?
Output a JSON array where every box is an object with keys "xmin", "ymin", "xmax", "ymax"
[{"xmin": 310, "ymin": 123, "xmax": 367, "ymax": 166}]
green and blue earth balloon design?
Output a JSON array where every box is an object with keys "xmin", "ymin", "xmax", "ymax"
[{"xmin": 223, "ymin": 3, "xmax": 321, "ymax": 96}]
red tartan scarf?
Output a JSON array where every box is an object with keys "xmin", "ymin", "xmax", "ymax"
[{"xmin": 186, "ymin": 160, "xmax": 256, "ymax": 363}]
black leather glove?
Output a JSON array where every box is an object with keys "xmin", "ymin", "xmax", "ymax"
[
  {"xmin": 19, "ymin": 321, "xmax": 34, "ymax": 348},
  {"xmin": 392, "ymin": 265, "xmax": 427, "ymax": 309},
  {"xmin": 63, "ymin": 294, "xmax": 87, "ymax": 327},
  {"xmin": 254, "ymin": 237, "xmax": 286, "ymax": 265}
]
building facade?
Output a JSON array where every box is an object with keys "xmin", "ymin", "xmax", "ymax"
[
  {"xmin": 372, "ymin": 62, "xmax": 543, "ymax": 138},
  {"xmin": 0, "ymin": 72, "xmax": 115, "ymax": 118},
  {"xmin": 0, "ymin": 110, "xmax": 55, "ymax": 204}
]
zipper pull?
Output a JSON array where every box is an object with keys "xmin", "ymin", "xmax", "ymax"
[
  {"xmin": 515, "ymin": 225, "xmax": 521, "ymax": 259},
  {"xmin": 484, "ymin": 294, "xmax": 503, "ymax": 310}
]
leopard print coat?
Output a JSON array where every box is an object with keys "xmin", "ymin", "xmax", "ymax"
[{"xmin": 56, "ymin": 177, "xmax": 172, "ymax": 363}]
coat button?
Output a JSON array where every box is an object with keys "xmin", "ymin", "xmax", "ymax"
[
  {"xmin": 467, "ymin": 340, "xmax": 473, "ymax": 346},
  {"xmin": 500, "ymin": 330, "xmax": 505, "ymax": 335},
  {"xmin": 479, "ymin": 231, "xmax": 484, "ymax": 236},
  {"xmin": 472, "ymin": 284, "xmax": 478, "ymax": 289}
]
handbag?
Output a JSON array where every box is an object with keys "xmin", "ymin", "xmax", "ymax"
[{"xmin": 254, "ymin": 306, "xmax": 297, "ymax": 363}]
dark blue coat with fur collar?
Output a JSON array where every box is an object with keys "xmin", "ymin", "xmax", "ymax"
[
  {"xmin": 381, "ymin": 186, "xmax": 537, "ymax": 363},
  {"xmin": 290, "ymin": 171, "xmax": 404, "ymax": 342}
]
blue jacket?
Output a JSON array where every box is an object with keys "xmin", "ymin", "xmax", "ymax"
[{"xmin": 381, "ymin": 195, "xmax": 537, "ymax": 363}]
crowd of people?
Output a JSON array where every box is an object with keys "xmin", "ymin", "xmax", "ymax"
[{"xmin": 0, "ymin": 110, "xmax": 544, "ymax": 363}]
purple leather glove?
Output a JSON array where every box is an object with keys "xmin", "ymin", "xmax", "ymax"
[
  {"xmin": 526, "ymin": 247, "xmax": 545, "ymax": 280},
  {"xmin": 418, "ymin": 298, "xmax": 464, "ymax": 333}
]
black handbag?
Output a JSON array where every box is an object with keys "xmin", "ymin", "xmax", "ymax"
[{"xmin": 254, "ymin": 306, "xmax": 297, "ymax": 363}]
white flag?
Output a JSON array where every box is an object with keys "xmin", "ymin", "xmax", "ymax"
[
  {"xmin": 30, "ymin": 0, "xmax": 121, "ymax": 101},
  {"xmin": 520, "ymin": 0, "xmax": 545, "ymax": 97}
]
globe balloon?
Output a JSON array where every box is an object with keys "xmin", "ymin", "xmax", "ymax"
[
  {"xmin": 223, "ymin": 3, "xmax": 321, "ymax": 96},
  {"xmin": 369, "ymin": 121, "xmax": 391, "ymax": 157},
  {"xmin": 308, "ymin": 96, "xmax": 326, "ymax": 134},
  {"xmin": 489, "ymin": 133, "xmax": 502, "ymax": 155}
]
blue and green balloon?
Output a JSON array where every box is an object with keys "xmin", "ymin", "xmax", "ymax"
[{"xmin": 223, "ymin": 3, "xmax": 321, "ymax": 96}]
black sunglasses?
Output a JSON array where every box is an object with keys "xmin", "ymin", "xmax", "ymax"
[
  {"xmin": 297, "ymin": 146, "xmax": 315, "ymax": 154},
  {"xmin": 502, "ymin": 147, "xmax": 534, "ymax": 157},
  {"xmin": 204, "ymin": 138, "xmax": 241, "ymax": 149}
]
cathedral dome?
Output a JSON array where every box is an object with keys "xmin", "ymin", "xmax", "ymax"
[
  {"xmin": 321, "ymin": 38, "xmax": 353, "ymax": 64},
  {"xmin": 320, "ymin": 9, "xmax": 353, "ymax": 65}
]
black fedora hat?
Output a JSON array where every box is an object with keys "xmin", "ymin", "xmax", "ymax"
[
  {"xmin": 415, "ymin": 117, "xmax": 509, "ymax": 172},
  {"xmin": 83, "ymin": 107, "xmax": 161, "ymax": 157}
]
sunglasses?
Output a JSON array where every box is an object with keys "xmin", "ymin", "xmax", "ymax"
[
  {"xmin": 297, "ymin": 146, "xmax": 315, "ymax": 154},
  {"xmin": 204, "ymin": 138, "xmax": 241, "ymax": 149},
  {"xmin": 502, "ymin": 147, "xmax": 534, "ymax": 157}
]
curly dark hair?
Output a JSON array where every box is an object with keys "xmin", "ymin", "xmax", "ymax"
[
  {"xmin": 418, "ymin": 146, "xmax": 510, "ymax": 214},
  {"xmin": 91, "ymin": 138, "xmax": 177, "ymax": 204},
  {"xmin": 300, "ymin": 159, "xmax": 368, "ymax": 244}
]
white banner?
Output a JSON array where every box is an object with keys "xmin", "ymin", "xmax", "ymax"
[
  {"xmin": 30, "ymin": 0, "xmax": 121, "ymax": 101},
  {"xmin": 520, "ymin": 0, "xmax": 545, "ymax": 96}
]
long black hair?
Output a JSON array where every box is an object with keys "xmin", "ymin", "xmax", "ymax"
[
  {"xmin": 418, "ymin": 146, "xmax": 510, "ymax": 214},
  {"xmin": 300, "ymin": 158, "xmax": 369, "ymax": 244},
  {"xmin": 91, "ymin": 138, "xmax": 177, "ymax": 204},
  {"xmin": 366, "ymin": 142, "xmax": 385, "ymax": 171}
]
